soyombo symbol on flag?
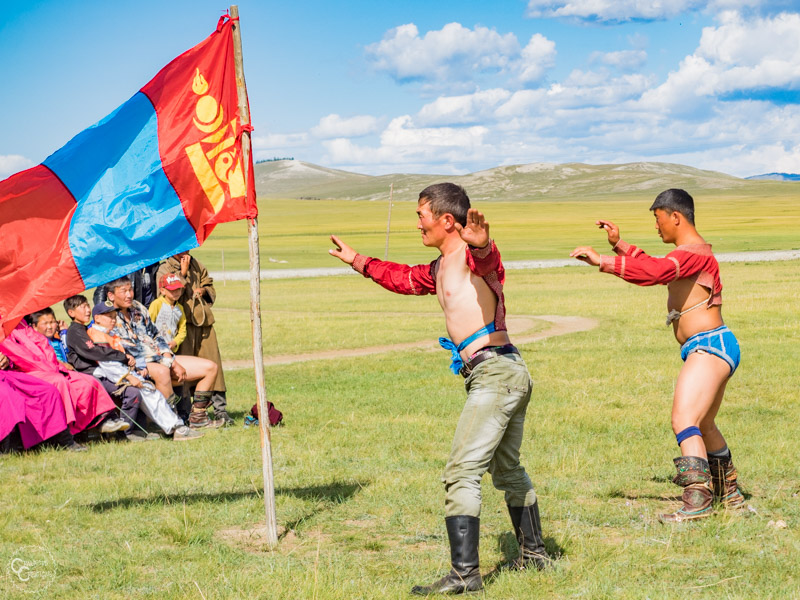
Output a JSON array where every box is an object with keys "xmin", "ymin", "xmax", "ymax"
[{"xmin": 0, "ymin": 15, "xmax": 256, "ymax": 340}]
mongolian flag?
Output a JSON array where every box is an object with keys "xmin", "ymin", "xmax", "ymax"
[{"xmin": 0, "ymin": 15, "xmax": 256, "ymax": 340}]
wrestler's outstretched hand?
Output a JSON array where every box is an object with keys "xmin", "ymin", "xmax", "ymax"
[
  {"xmin": 455, "ymin": 208, "xmax": 490, "ymax": 248},
  {"xmin": 329, "ymin": 235, "xmax": 357, "ymax": 265},
  {"xmin": 596, "ymin": 219, "xmax": 620, "ymax": 246},
  {"xmin": 570, "ymin": 246, "xmax": 601, "ymax": 266}
]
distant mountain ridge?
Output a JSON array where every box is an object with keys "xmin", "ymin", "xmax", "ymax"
[
  {"xmin": 745, "ymin": 173, "xmax": 800, "ymax": 181},
  {"xmin": 254, "ymin": 159, "xmax": 797, "ymax": 202}
]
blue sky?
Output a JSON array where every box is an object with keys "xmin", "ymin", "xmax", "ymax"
[{"xmin": 1, "ymin": 0, "xmax": 799, "ymax": 179}]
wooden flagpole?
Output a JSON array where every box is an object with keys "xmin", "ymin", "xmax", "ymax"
[{"xmin": 230, "ymin": 4, "xmax": 279, "ymax": 547}]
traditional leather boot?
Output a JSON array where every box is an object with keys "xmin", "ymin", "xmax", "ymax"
[
  {"xmin": 189, "ymin": 392, "xmax": 224, "ymax": 429},
  {"xmin": 411, "ymin": 516, "xmax": 483, "ymax": 595},
  {"xmin": 659, "ymin": 456, "xmax": 714, "ymax": 523},
  {"xmin": 708, "ymin": 451, "xmax": 746, "ymax": 509},
  {"xmin": 503, "ymin": 501, "xmax": 552, "ymax": 570}
]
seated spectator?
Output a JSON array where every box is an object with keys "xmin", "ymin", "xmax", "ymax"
[
  {"xmin": 28, "ymin": 308, "xmax": 70, "ymax": 366},
  {"xmin": 87, "ymin": 300, "xmax": 201, "ymax": 441},
  {"xmin": 63, "ymin": 294, "xmax": 145, "ymax": 438},
  {"xmin": 105, "ymin": 276, "xmax": 223, "ymax": 429},
  {"xmin": 93, "ymin": 262, "xmax": 161, "ymax": 309},
  {"xmin": 158, "ymin": 252, "xmax": 232, "ymax": 424},
  {"xmin": 0, "ymin": 351, "xmax": 86, "ymax": 453},
  {"xmin": 0, "ymin": 319, "xmax": 128, "ymax": 436}
]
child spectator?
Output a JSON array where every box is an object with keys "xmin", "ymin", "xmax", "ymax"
[
  {"xmin": 63, "ymin": 294, "xmax": 146, "ymax": 438},
  {"xmin": 148, "ymin": 273, "xmax": 188, "ymax": 353},
  {"xmin": 90, "ymin": 301, "xmax": 200, "ymax": 441},
  {"xmin": 0, "ymin": 319, "xmax": 127, "ymax": 436},
  {"xmin": 63, "ymin": 294, "xmax": 199, "ymax": 442},
  {"xmin": 28, "ymin": 308, "xmax": 70, "ymax": 366},
  {"xmin": 158, "ymin": 252, "xmax": 231, "ymax": 424}
]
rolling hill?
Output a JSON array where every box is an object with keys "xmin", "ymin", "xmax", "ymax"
[{"xmin": 254, "ymin": 159, "xmax": 799, "ymax": 202}]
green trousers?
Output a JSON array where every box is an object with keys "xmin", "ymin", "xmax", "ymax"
[{"xmin": 443, "ymin": 352, "xmax": 537, "ymax": 517}]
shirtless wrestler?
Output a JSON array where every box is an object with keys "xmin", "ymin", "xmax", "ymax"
[
  {"xmin": 571, "ymin": 188, "xmax": 746, "ymax": 523},
  {"xmin": 329, "ymin": 183, "xmax": 551, "ymax": 595}
]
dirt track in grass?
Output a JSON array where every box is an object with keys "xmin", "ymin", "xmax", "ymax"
[{"xmin": 222, "ymin": 314, "xmax": 598, "ymax": 370}]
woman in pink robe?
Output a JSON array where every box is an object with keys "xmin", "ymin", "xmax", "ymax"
[
  {"xmin": 0, "ymin": 368, "xmax": 70, "ymax": 449},
  {"xmin": 0, "ymin": 321, "xmax": 116, "ymax": 434}
]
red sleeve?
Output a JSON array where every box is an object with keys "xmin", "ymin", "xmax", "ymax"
[
  {"xmin": 466, "ymin": 240, "xmax": 504, "ymax": 283},
  {"xmin": 599, "ymin": 249, "xmax": 716, "ymax": 288},
  {"xmin": 612, "ymin": 239, "xmax": 647, "ymax": 257},
  {"xmin": 352, "ymin": 254, "xmax": 437, "ymax": 296}
]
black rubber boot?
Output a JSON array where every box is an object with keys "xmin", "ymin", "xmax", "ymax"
[
  {"xmin": 504, "ymin": 501, "xmax": 552, "ymax": 570},
  {"xmin": 411, "ymin": 516, "xmax": 483, "ymax": 595}
]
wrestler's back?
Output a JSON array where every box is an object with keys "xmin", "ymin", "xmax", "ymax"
[
  {"xmin": 436, "ymin": 248, "xmax": 510, "ymax": 358},
  {"xmin": 668, "ymin": 278, "xmax": 724, "ymax": 344}
]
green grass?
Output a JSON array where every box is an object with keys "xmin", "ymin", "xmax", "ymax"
[
  {"xmin": 3, "ymin": 259, "xmax": 800, "ymax": 599},
  {"xmin": 194, "ymin": 194, "xmax": 800, "ymax": 271}
]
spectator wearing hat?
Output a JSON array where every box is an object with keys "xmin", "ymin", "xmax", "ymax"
[
  {"xmin": 148, "ymin": 271, "xmax": 221, "ymax": 428},
  {"xmin": 148, "ymin": 273, "xmax": 188, "ymax": 353},
  {"xmin": 63, "ymin": 294, "xmax": 146, "ymax": 438},
  {"xmin": 157, "ymin": 251, "xmax": 231, "ymax": 425}
]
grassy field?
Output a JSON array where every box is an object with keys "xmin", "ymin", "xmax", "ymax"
[
  {"xmin": 194, "ymin": 192, "xmax": 800, "ymax": 272},
  {"xmin": 3, "ymin": 252, "xmax": 799, "ymax": 598}
]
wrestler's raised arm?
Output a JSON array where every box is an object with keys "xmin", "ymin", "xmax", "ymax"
[
  {"xmin": 329, "ymin": 234, "xmax": 437, "ymax": 296},
  {"xmin": 329, "ymin": 234, "xmax": 357, "ymax": 265}
]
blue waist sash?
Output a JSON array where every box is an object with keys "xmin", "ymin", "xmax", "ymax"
[{"xmin": 439, "ymin": 322, "xmax": 496, "ymax": 375}]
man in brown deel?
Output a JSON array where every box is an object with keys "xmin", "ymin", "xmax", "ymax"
[{"xmin": 158, "ymin": 251, "xmax": 232, "ymax": 425}]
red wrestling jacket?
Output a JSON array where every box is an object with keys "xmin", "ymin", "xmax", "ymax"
[
  {"xmin": 351, "ymin": 241, "xmax": 508, "ymax": 331},
  {"xmin": 599, "ymin": 240, "xmax": 722, "ymax": 305}
]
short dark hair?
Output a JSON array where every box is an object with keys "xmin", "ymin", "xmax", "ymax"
[
  {"xmin": 27, "ymin": 307, "xmax": 55, "ymax": 326},
  {"xmin": 105, "ymin": 276, "xmax": 133, "ymax": 294},
  {"xmin": 650, "ymin": 188, "xmax": 695, "ymax": 225},
  {"xmin": 63, "ymin": 294, "xmax": 89, "ymax": 315},
  {"xmin": 418, "ymin": 183, "xmax": 470, "ymax": 227}
]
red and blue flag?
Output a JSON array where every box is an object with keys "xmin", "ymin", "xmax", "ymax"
[{"xmin": 0, "ymin": 15, "xmax": 256, "ymax": 340}]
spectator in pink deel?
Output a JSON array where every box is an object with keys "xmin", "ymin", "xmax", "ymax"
[
  {"xmin": 0, "ymin": 350, "xmax": 86, "ymax": 452},
  {"xmin": 0, "ymin": 319, "xmax": 127, "ymax": 436}
]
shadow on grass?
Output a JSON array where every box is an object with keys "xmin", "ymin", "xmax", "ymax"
[
  {"xmin": 482, "ymin": 531, "xmax": 565, "ymax": 585},
  {"xmin": 604, "ymin": 488, "xmax": 681, "ymax": 502},
  {"xmin": 88, "ymin": 480, "xmax": 368, "ymax": 513}
]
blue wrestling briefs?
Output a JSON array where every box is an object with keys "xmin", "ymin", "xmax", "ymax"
[{"xmin": 680, "ymin": 325, "xmax": 740, "ymax": 375}]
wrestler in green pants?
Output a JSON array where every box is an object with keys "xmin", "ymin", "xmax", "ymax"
[
  {"xmin": 412, "ymin": 352, "xmax": 550, "ymax": 595},
  {"xmin": 443, "ymin": 352, "xmax": 537, "ymax": 515}
]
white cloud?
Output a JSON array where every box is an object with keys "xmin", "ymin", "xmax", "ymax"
[
  {"xmin": 263, "ymin": 7, "xmax": 800, "ymax": 179},
  {"xmin": 365, "ymin": 22, "xmax": 555, "ymax": 86},
  {"xmin": 252, "ymin": 132, "xmax": 309, "ymax": 150},
  {"xmin": 320, "ymin": 116, "xmax": 491, "ymax": 172},
  {"xmin": 311, "ymin": 114, "xmax": 381, "ymax": 139},
  {"xmin": 590, "ymin": 49, "xmax": 648, "ymax": 70},
  {"xmin": 518, "ymin": 34, "xmax": 558, "ymax": 83},
  {"xmin": 526, "ymin": 0, "xmax": 705, "ymax": 22},
  {"xmin": 640, "ymin": 12, "xmax": 800, "ymax": 111},
  {"xmin": 417, "ymin": 89, "xmax": 512, "ymax": 126},
  {"xmin": 526, "ymin": 0, "xmax": 796, "ymax": 22},
  {"xmin": 0, "ymin": 154, "xmax": 35, "ymax": 179}
]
